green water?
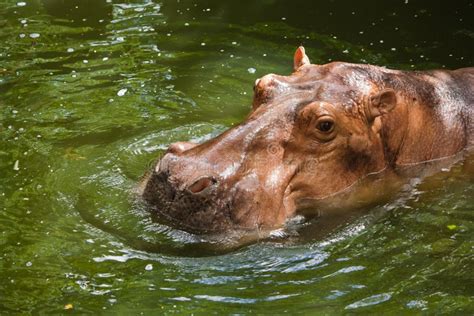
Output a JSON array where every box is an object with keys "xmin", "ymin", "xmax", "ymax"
[{"xmin": 1, "ymin": 0, "xmax": 473, "ymax": 314}]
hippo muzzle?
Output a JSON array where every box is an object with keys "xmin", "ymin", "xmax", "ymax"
[{"xmin": 140, "ymin": 144, "xmax": 230, "ymax": 233}]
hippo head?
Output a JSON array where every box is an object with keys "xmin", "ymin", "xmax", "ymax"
[{"xmin": 141, "ymin": 47, "xmax": 402, "ymax": 237}]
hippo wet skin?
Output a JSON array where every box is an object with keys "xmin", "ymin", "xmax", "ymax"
[{"xmin": 140, "ymin": 47, "xmax": 473, "ymax": 240}]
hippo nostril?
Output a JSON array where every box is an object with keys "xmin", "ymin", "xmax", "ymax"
[
  {"xmin": 187, "ymin": 176, "xmax": 217, "ymax": 194},
  {"xmin": 155, "ymin": 153, "xmax": 175, "ymax": 173}
]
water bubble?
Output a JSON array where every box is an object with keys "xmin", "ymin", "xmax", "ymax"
[
  {"xmin": 117, "ymin": 88, "xmax": 127, "ymax": 96},
  {"xmin": 407, "ymin": 300, "xmax": 427, "ymax": 309},
  {"xmin": 26, "ymin": 261, "xmax": 32, "ymax": 267},
  {"xmin": 145, "ymin": 264, "xmax": 153, "ymax": 271}
]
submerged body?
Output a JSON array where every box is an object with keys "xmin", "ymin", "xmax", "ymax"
[{"xmin": 140, "ymin": 47, "xmax": 473, "ymax": 239}]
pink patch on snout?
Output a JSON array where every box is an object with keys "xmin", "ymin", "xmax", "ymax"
[{"xmin": 167, "ymin": 141, "xmax": 198, "ymax": 155}]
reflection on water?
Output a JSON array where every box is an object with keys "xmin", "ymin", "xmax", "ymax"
[{"xmin": 0, "ymin": 0, "xmax": 473, "ymax": 314}]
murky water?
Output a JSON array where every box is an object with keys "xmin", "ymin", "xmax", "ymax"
[{"xmin": 1, "ymin": 0, "xmax": 473, "ymax": 313}]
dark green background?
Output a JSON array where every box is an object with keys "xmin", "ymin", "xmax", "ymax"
[{"xmin": 0, "ymin": 0, "xmax": 473, "ymax": 314}]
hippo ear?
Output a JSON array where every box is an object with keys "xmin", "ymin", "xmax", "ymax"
[
  {"xmin": 293, "ymin": 46, "xmax": 311, "ymax": 71},
  {"xmin": 367, "ymin": 89, "xmax": 397, "ymax": 122}
]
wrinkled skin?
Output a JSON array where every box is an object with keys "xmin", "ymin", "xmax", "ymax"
[{"xmin": 140, "ymin": 47, "xmax": 473, "ymax": 238}]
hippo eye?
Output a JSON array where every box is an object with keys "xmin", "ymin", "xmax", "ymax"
[{"xmin": 316, "ymin": 120, "xmax": 334, "ymax": 133}]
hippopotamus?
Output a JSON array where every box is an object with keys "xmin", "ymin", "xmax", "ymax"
[{"xmin": 140, "ymin": 46, "xmax": 473, "ymax": 240}]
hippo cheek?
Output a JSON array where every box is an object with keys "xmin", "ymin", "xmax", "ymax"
[
  {"xmin": 226, "ymin": 166, "xmax": 297, "ymax": 230},
  {"xmin": 227, "ymin": 173, "xmax": 262, "ymax": 229}
]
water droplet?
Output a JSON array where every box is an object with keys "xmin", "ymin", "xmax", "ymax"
[
  {"xmin": 145, "ymin": 264, "xmax": 153, "ymax": 271},
  {"xmin": 17, "ymin": 2, "xmax": 26, "ymax": 6},
  {"xmin": 29, "ymin": 33, "xmax": 40, "ymax": 39},
  {"xmin": 117, "ymin": 88, "xmax": 127, "ymax": 96},
  {"xmin": 13, "ymin": 160, "xmax": 20, "ymax": 171},
  {"xmin": 247, "ymin": 67, "xmax": 256, "ymax": 74},
  {"xmin": 201, "ymin": 42, "xmax": 206, "ymax": 46},
  {"xmin": 67, "ymin": 48, "xmax": 74, "ymax": 53},
  {"xmin": 26, "ymin": 261, "xmax": 32, "ymax": 267}
]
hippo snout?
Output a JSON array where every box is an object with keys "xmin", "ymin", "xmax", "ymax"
[{"xmin": 142, "ymin": 151, "xmax": 233, "ymax": 233}]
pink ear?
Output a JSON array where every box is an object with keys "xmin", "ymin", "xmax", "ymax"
[
  {"xmin": 366, "ymin": 89, "xmax": 398, "ymax": 122},
  {"xmin": 293, "ymin": 46, "xmax": 311, "ymax": 71}
]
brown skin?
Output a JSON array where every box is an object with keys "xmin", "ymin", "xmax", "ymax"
[{"xmin": 141, "ymin": 47, "xmax": 473, "ymax": 238}]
